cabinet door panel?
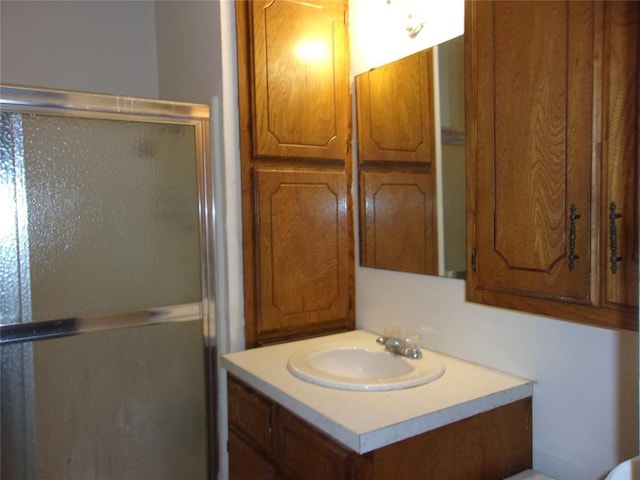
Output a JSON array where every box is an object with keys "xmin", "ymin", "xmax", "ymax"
[
  {"xmin": 276, "ymin": 408, "xmax": 352, "ymax": 480},
  {"xmin": 255, "ymin": 168, "xmax": 351, "ymax": 340},
  {"xmin": 227, "ymin": 376, "xmax": 273, "ymax": 453},
  {"xmin": 600, "ymin": 0, "xmax": 639, "ymax": 312},
  {"xmin": 251, "ymin": 1, "xmax": 349, "ymax": 160},
  {"xmin": 356, "ymin": 49, "xmax": 435, "ymax": 164},
  {"xmin": 229, "ymin": 431, "xmax": 275, "ymax": 480},
  {"xmin": 473, "ymin": 1, "xmax": 594, "ymax": 302},
  {"xmin": 360, "ymin": 170, "xmax": 438, "ymax": 275}
]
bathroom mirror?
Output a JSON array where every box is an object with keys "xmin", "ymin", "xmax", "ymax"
[{"xmin": 355, "ymin": 35, "xmax": 465, "ymax": 278}]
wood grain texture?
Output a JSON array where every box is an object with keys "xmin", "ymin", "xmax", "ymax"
[
  {"xmin": 355, "ymin": 48, "xmax": 438, "ymax": 276},
  {"xmin": 600, "ymin": 0, "xmax": 639, "ymax": 311},
  {"xmin": 236, "ymin": 1, "xmax": 354, "ymax": 347},
  {"xmin": 356, "ymin": 49, "xmax": 435, "ymax": 164},
  {"xmin": 475, "ymin": 0, "xmax": 593, "ymax": 301},
  {"xmin": 229, "ymin": 431, "xmax": 275, "ymax": 480},
  {"xmin": 254, "ymin": 168, "xmax": 351, "ymax": 340},
  {"xmin": 227, "ymin": 375, "xmax": 274, "ymax": 454},
  {"xmin": 276, "ymin": 408, "xmax": 353, "ymax": 480},
  {"xmin": 360, "ymin": 169, "xmax": 438, "ymax": 274},
  {"xmin": 228, "ymin": 376, "xmax": 532, "ymax": 480},
  {"xmin": 357, "ymin": 398, "xmax": 532, "ymax": 480},
  {"xmin": 251, "ymin": 0, "xmax": 349, "ymax": 160},
  {"xmin": 466, "ymin": 0, "xmax": 638, "ymax": 330}
]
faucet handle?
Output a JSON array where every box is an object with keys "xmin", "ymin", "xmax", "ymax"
[
  {"xmin": 404, "ymin": 332, "xmax": 423, "ymax": 359},
  {"xmin": 383, "ymin": 326, "xmax": 401, "ymax": 339}
]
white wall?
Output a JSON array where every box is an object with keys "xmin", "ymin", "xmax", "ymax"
[
  {"xmin": 350, "ymin": 1, "xmax": 638, "ymax": 479},
  {"xmin": 155, "ymin": 1, "xmax": 222, "ymax": 103},
  {"xmin": 350, "ymin": 0, "xmax": 464, "ymax": 76},
  {"xmin": 0, "ymin": 1, "xmax": 159, "ymax": 98}
]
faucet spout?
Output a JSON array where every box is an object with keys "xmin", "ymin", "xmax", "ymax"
[{"xmin": 376, "ymin": 333, "xmax": 422, "ymax": 359}]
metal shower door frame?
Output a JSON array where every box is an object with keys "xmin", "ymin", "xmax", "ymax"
[{"xmin": 0, "ymin": 84, "xmax": 216, "ymax": 343}]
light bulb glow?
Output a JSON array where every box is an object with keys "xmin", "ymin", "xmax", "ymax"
[{"xmin": 294, "ymin": 40, "xmax": 329, "ymax": 63}]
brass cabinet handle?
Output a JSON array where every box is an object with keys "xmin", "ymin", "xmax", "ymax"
[
  {"xmin": 569, "ymin": 204, "xmax": 581, "ymax": 271},
  {"xmin": 609, "ymin": 202, "xmax": 623, "ymax": 274}
]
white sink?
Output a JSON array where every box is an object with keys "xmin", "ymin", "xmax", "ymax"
[{"xmin": 287, "ymin": 343, "xmax": 445, "ymax": 391}]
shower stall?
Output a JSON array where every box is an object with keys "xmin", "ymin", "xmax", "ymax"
[{"xmin": 1, "ymin": 85, "xmax": 216, "ymax": 479}]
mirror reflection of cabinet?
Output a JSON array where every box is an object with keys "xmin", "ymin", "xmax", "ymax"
[
  {"xmin": 356, "ymin": 49, "xmax": 438, "ymax": 275},
  {"xmin": 360, "ymin": 170, "xmax": 438, "ymax": 274},
  {"xmin": 355, "ymin": 36, "xmax": 465, "ymax": 277}
]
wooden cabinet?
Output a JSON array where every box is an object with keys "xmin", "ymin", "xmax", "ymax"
[
  {"xmin": 227, "ymin": 376, "xmax": 355, "ymax": 480},
  {"xmin": 236, "ymin": 0, "xmax": 354, "ymax": 346},
  {"xmin": 227, "ymin": 375, "xmax": 532, "ymax": 480},
  {"xmin": 249, "ymin": 0, "xmax": 349, "ymax": 160},
  {"xmin": 355, "ymin": 49, "xmax": 438, "ymax": 275},
  {"xmin": 466, "ymin": 0, "xmax": 638, "ymax": 330},
  {"xmin": 254, "ymin": 168, "xmax": 351, "ymax": 341}
]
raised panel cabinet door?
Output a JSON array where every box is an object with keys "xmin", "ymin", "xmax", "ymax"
[
  {"xmin": 250, "ymin": 0, "xmax": 349, "ymax": 160},
  {"xmin": 227, "ymin": 376, "xmax": 273, "ymax": 454},
  {"xmin": 254, "ymin": 168, "xmax": 351, "ymax": 342},
  {"xmin": 229, "ymin": 431, "xmax": 275, "ymax": 480},
  {"xmin": 360, "ymin": 170, "xmax": 438, "ymax": 275},
  {"xmin": 469, "ymin": 1, "xmax": 594, "ymax": 303},
  {"xmin": 356, "ymin": 49, "xmax": 436, "ymax": 164},
  {"xmin": 275, "ymin": 408, "xmax": 353, "ymax": 480},
  {"xmin": 599, "ymin": 0, "xmax": 639, "ymax": 316}
]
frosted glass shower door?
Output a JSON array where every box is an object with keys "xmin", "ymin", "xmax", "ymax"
[
  {"xmin": 1, "ymin": 86, "xmax": 213, "ymax": 480},
  {"xmin": 23, "ymin": 114, "xmax": 202, "ymax": 321}
]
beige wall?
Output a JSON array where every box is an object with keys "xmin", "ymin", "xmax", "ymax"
[{"xmin": 0, "ymin": 1, "xmax": 159, "ymax": 98}]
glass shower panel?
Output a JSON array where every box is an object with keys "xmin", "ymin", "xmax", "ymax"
[
  {"xmin": 1, "ymin": 113, "xmax": 32, "ymax": 325},
  {"xmin": 21, "ymin": 115, "xmax": 202, "ymax": 321}
]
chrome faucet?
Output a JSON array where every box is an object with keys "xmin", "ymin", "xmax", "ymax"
[{"xmin": 376, "ymin": 329, "xmax": 422, "ymax": 359}]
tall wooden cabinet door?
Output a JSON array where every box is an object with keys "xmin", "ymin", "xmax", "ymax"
[
  {"xmin": 254, "ymin": 168, "xmax": 352, "ymax": 343},
  {"xmin": 468, "ymin": 1, "xmax": 595, "ymax": 303},
  {"xmin": 250, "ymin": 0, "xmax": 349, "ymax": 160},
  {"xmin": 356, "ymin": 49, "xmax": 435, "ymax": 164},
  {"xmin": 599, "ymin": 1, "xmax": 639, "ymax": 316}
]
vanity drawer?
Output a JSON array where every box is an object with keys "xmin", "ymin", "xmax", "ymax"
[
  {"xmin": 228, "ymin": 375, "xmax": 273, "ymax": 453},
  {"xmin": 275, "ymin": 408, "xmax": 353, "ymax": 480}
]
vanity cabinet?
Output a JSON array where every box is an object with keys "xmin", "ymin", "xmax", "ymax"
[
  {"xmin": 466, "ymin": 0, "xmax": 638, "ymax": 330},
  {"xmin": 227, "ymin": 375, "xmax": 532, "ymax": 480},
  {"xmin": 355, "ymin": 49, "xmax": 438, "ymax": 275},
  {"xmin": 236, "ymin": 0, "xmax": 354, "ymax": 346},
  {"xmin": 227, "ymin": 375, "xmax": 355, "ymax": 480}
]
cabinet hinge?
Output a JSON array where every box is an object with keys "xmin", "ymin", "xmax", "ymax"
[{"xmin": 471, "ymin": 248, "xmax": 477, "ymax": 272}]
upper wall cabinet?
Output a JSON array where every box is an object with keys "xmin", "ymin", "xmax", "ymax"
[
  {"xmin": 249, "ymin": 0, "xmax": 350, "ymax": 160},
  {"xmin": 236, "ymin": 0, "xmax": 354, "ymax": 347},
  {"xmin": 466, "ymin": 0, "xmax": 638, "ymax": 330}
]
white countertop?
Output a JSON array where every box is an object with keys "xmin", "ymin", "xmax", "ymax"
[{"xmin": 221, "ymin": 329, "xmax": 533, "ymax": 454}]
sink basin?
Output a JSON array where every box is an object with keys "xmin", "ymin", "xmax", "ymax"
[{"xmin": 287, "ymin": 344, "xmax": 445, "ymax": 391}]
